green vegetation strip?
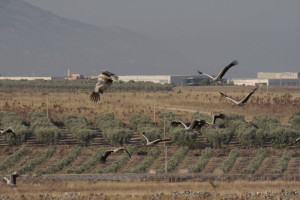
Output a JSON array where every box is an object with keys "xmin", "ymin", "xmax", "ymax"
[
  {"xmin": 125, "ymin": 147, "xmax": 161, "ymax": 173},
  {"xmin": 218, "ymin": 148, "xmax": 240, "ymax": 173},
  {"xmin": 158, "ymin": 147, "xmax": 189, "ymax": 173},
  {"xmin": 0, "ymin": 146, "xmax": 29, "ymax": 171},
  {"xmin": 14, "ymin": 147, "xmax": 55, "ymax": 174},
  {"xmin": 271, "ymin": 149, "xmax": 292, "ymax": 174},
  {"xmin": 0, "ymin": 111, "xmax": 31, "ymax": 145},
  {"xmin": 67, "ymin": 148, "xmax": 105, "ymax": 174},
  {"xmin": 242, "ymin": 148, "xmax": 267, "ymax": 174},
  {"xmin": 37, "ymin": 146, "xmax": 82, "ymax": 175},
  {"xmin": 98, "ymin": 145, "xmax": 136, "ymax": 174},
  {"xmin": 188, "ymin": 147, "xmax": 213, "ymax": 173}
]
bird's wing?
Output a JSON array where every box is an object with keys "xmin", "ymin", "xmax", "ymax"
[
  {"xmin": 102, "ymin": 70, "xmax": 115, "ymax": 77},
  {"xmin": 294, "ymin": 137, "xmax": 300, "ymax": 144},
  {"xmin": 170, "ymin": 121, "xmax": 180, "ymax": 128},
  {"xmin": 216, "ymin": 60, "xmax": 238, "ymax": 79},
  {"xmin": 0, "ymin": 128, "xmax": 14, "ymax": 136},
  {"xmin": 123, "ymin": 148, "xmax": 131, "ymax": 158},
  {"xmin": 219, "ymin": 92, "xmax": 239, "ymax": 104},
  {"xmin": 3, "ymin": 177, "xmax": 10, "ymax": 185},
  {"xmin": 190, "ymin": 120, "xmax": 201, "ymax": 129},
  {"xmin": 240, "ymin": 87, "xmax": 257, "ymax": 104},
  {"xmin": 142, "ymin": 132, "xmax": 150, "ymax": 144},
  {"xmin": 197, "ymin": 70, "xmax": 214, "ymax": 79},
  {"xmin": 212, "ymin": 114, "xmax": 225, "ymax": 124},
  {"xmin": 101, "ymin": 150, "xmax": 113, "ymax": 163}
]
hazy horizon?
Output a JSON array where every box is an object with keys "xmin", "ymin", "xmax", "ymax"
[{"xmin": 9, "ymin": 1, "xmax": 300, "ymax": 77}]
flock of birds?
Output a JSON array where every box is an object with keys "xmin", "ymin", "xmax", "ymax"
[{"xmin": 1, "ymin": 60, "xmax": 299, "ymax": 186}]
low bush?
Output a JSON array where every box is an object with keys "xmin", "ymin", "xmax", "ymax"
[
  {"xmin": 271, "ymin": 149, "xmax": 292, "ymax": 174},
  {"xmin": 62, "ymin": 114, "xmax": 96, "ymax": 146},
  {"xmin": 242, "ymin": 148, "xmax": 267, "ymax": 174},
  {"xmin": 158, "ymin": 147, "xmax": 188, "ymax": 173},
  {"xmin": 38, "ymin": 146, "xmax": 82, "ymax": 174},
  {"xmin": 218, "ymin": 148, "xmax": 239, "ymax": 173},
  {"xmin": 15, "ymin": 147, "xmax": 55, "ymax": 174},
  {"xmin": 0, "ymin": 111, "xmax": 31, "ymax": 145},
  {"xmin": 269, "ymin": 127, "xmax": 300, "ymax": 148},
  {"xmin": 0, "ymin": 146, "xmax": 29, "ymax": 171},
  {"xmin": 188, "ymin": 147, "xmax": 213, "ymax": 173},
  {"xmin": 67, "ymin": 148, "xmax": 105, "ymax": 174},
  {"xmin": 169, "ymin": 128, "xmax": 197, "ymax": 149},
  {"xmin": 288, "ymin": 111, "xmax": 300, "ymax": 131},
  {"xmin": 126, "ymin": 147, "xmax": 161, "ymax": 173},
  {"xmin": 203, "ymin": 127, "xmax": 233, "ymax": 148},
  {"xmin": 29, "ymin": 112, "xmax": 61, "ymax": 145},
  {"xmin": 129, "ymin": 114, "xmax": 152, "ymax": 131}
]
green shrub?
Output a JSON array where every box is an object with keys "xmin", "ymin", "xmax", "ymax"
[
  {"xmin": 62, "ymin": 114, "xmax": 96, "ymax": 146},
  {"xmin": 98, "ymin": 145, "xmax": 136, "ymax": 173},
  {"xmin": 288, "ymin": 111, "xmax": 300, "ymax": 131},
  {"xmin": 67, "ymin": 148, "xmax": 105, "ymax": 174},
  {"xmin": 38, "ymin": 146, "xmax": 82, "ymax": 174},
  {"xmin": 126, "ymin": 147, "xmax": 161, "ymax": 173},
  {"xmin": 0, "ymin": 146, "xmax": 29, "ymax": 171},
  {"xmin": 271, "ymin": 149, "xmax": 292, "ymax": 174},
  {"xmin": 218, "ymin": 148, "xmax": 239, "ymax": 173},
  {"xmin": 242, "ymin": 148, "xmax": 267, "ymax": 174},
  {"xmin": 15, "ymin": 147, "xmax": 55, "ymax": 174},
  {"xmin": 0, "ymin": 111, "xmax": 31, "ymax": 145},
  {"xmin": 139, "ymin": 126, "xmax": 163, "ymax": 144},
  {"xmin": 188, "ymin": 147, "xmax": 213, "ymax": 173},
  {"xmin": 158, "ymin": 147, "xmax": 188, "ymax": 173},
  {"xmin": 102, "ymin": 128, "xmax": 133, "ymax": 146},
  {"xmin": 29, "ymin": 112, "xmax": 61, "ymax": 145},
  {"xmin": 129, "ymin": 114, "xmax": 152, "ymax": 131},
  {"xmin": 159, "ymin": 112, "xmax": 180, "ymax": 132},
  {"xmin": 203, "ymin": 127, "xmax": 233, "ymax": 148},
  {"xmin": 269, "ymin": 127, "xmax": 300, "ymax": 148},
  {"xmin": 93, "ymin": 113, "xmax": 116, "ymax": 131},
  {"xmin": 169, "ymin": 128, "xmax": 197, "ymax": 149},
  {"xmin": 191, "ymin": 112, "xmax": 211, "ymax": 122}
]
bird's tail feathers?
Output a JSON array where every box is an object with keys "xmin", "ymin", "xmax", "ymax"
[{"xmin": 90, "ymin": 92, "xmax": 100, "ymax": 102}]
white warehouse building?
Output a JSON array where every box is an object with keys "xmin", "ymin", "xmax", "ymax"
[{"xmin": 231, "ymin": 72, "xmax": 300, "ymax": 86}]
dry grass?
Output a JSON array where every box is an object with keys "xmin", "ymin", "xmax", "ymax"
[
  {"xmin": 1, "ymin": 86, "xmax": 300, "ymax": 123},
  {"xmin": 0, "ymin": 180, "xmax": 299, "ymax": 199}
]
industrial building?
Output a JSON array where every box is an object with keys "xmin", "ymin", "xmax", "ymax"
[
  {"xmin": 231, "ymin": 72, "xmax": 300, "ymax": 86},
  {"xmin": 118, "ymin": 75, "xmax": 207, "ymax": 86}
]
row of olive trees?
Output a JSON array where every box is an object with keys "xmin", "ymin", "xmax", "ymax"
[
  {"xmin": 29, "ymin": 112, "xmax": 61, "ymax": 145},
  {"xmin": 0, "ymin": 111, "xmax": 31, "ymax": 145},
  {"xmin": 94, "ymin": 113, "xmax": 132, "ymax": 146},
  {"xmin": 62, "ymin": 114, "xmax": 96, "ymax": 146}
]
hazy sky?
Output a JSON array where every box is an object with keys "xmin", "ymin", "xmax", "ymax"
[{"xmin": 23, "ymin": 0, "xmax": 300, "ymax": 77}]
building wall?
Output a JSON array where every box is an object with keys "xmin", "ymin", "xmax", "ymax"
[
  {"xmin": 0, "ymin": 77, "xmax": 52, "ymax": 80},
  {"xmin": 119, "ymin": 75, "xmax": 171, "ymax": 84},
  {"xmin": 268, "ymin": 79, "xmax": 300, "ymax": 86},
  {"xmin": 231, "ymin": 79, "xmax": 269, "ymax": 86},
  {"xmin": 257, "ymin": 72, "xmax": 299, "ymax": 79}
]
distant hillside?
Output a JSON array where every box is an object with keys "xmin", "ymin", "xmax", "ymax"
[{"xmin": 0, "ymin": 0, "xmax": 190, "ymax": 76}]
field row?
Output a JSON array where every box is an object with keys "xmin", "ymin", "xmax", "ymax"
[{"xmin": 0, "ymin": 145, "xmax": 299, "ymax": 176}]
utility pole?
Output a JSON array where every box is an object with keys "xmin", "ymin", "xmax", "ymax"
[
  {"xmin": 164, "ymin": 112, "xmax": 167, "ymax": 174},
  {"xmin": 153, "ymin": 99, "xmax": 156, "ymax": 123},
  {"xmin": 46, "ymin": 97, "xmax": 49, "ymax": 118}
]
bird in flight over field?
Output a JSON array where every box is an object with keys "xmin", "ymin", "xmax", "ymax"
[
  {"xmin": 197, "ymin": 60, "xmax": 238, "ymax": 82},
  {"xmin": 3, "ymin": 172, "xmax": 19, "ymax": 187},
  {"xmin": 90, "ymin": 70, "xmax": 119, "ymax": 102},
  {"xmin": 141, "ymin": 132, "xmax": 171, "ymax": 146},
  {"xmin": 170, "ymin": 119, "xmax": 208, "ymax": 131},
  {"xmin": 100, "ymin": 147, "xmax": 131, "ymax": 163},
  {"xmin": 219, "ymin": 87, "xmax": 258, "ymax": 106},
  {"xmin": 0, "ymin": 127, "xmax": 16, "ymax": 137}
]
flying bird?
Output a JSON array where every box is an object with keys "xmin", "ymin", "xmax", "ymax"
[
  {"xmin": 293, "ymin": 137, "xmax": 300, "ymax": 145},
  {"xmin": 100, "ymin": 147, "xmax": 131, "ymax": 163},
  {"xmin": 209, "ymin": 113, "xmax": 226, "ymax": 125},
  {"xmin": 141, "ymin": 132, "xmax": 171, "ymax": 146},
  {"xmin": 197, "ymin": 60, "xmax": 238, "ymax": 82},
  {"xmin": 219, "ymin": 87, "xmax": 258, "ymax": 106},
  {"xmin": 3, "ymin": 172, "xmax": 19, "ymax": 187},
  {"xmin": 90, "ymin": 70, "xmax": 119, "ymax": 102},
  {"xmin": 170, "ymin": 119, "xmax": 208, "ymax": 131},
  {"xmin": 0, "ymin": 127, "xmax": 16, "ymax": 137}
]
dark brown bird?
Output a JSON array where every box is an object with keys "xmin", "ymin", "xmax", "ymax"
[
  {"xmin": 141, "ymin": 132, "xmax": 171, "ymax": 146},
  {"xmin": 100, "ymin": 147, "xmax": 131, "ymax": 163},
  {"xmin": 90, "ymin": 70, "xmax": 119, "ymax": 103}
]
